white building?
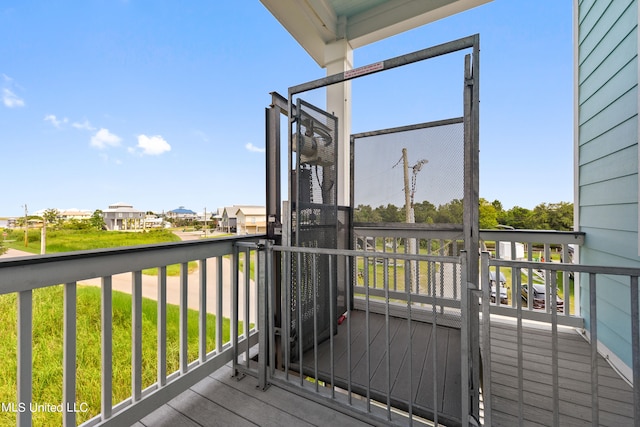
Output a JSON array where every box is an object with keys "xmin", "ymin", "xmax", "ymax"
[{"xmin": 102, "ymin": 202, "xmax": 145, "ymax": 231}]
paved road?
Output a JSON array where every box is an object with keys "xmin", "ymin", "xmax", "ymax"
[
  {"xmin": 0, "ymin": 247, "xmax": 35, "ymax": 258},
  {"xmin": 1, "ymin": 233, "xmax": 256, "ymax": 320}
]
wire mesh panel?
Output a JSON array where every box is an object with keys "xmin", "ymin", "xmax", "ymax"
[
  {"xmin": 352, "ymin": 118, "xmax": 464, "ymax": 225},
  {"xmin": 351, "ymin": 119, "xmax": 465, "ymax": 327},
  {"xmin": 290, "ymin": 99, "xmax": 339, "ymax": 356}
]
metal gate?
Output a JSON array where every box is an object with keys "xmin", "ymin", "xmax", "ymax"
[{"xmin": 265, "ymin": 34, "xmax": 481, "ymax": 426}]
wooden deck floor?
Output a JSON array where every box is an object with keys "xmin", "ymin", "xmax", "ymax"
[
  {"xmin": 486, "ymin": 317, "xmax": 635, "ymax": 427},
  {"xmin": 131, "ymin": 363, "xmax": 372, "ymax": 427},
  {"xmin": 294, "ymin": 310, "xmax": 462, "ymax": 426},
  {"xmin": 136, "ymin": 315, "xmax": 635, "ymax": 427}
]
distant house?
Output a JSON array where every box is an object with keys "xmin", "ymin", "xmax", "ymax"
[
  {"xmin": 219, "ymin": 206, "xmax": 238, "ymax": 233},
  {"xmin": 213, "ymin": 207, "xmax": 224, "ymax": 229},
  {"xmin": 235, "ymin": 206, "xmax": 267, "ymax": 235},
  {"xmin": 102, "ymin": 202, "xmax": 145, "ymax": 231},
  {"xmin": 59, "ymin": 209, "xmax": 92, "ymax": 221},
  {"xmin": 166, "ymin": 206, "xmax": 197, "ymax": 221},
  {"xmin": 144, "ymin": 213, "xmax": 165, "ymax": 229}
]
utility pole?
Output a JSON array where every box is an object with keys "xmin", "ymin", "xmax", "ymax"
[
  {"xmin": 204, "ymin": 207, "xmax": 207, "ymax": 237},
  {"xmin": 402, "ymin": 149, "xmax": 417, "ymax": 291},
  {"xmin": 401, "ymin": 149, "xmax": 428, "ymax": 292},
  {"xmin": 402, "ymin": 148, "xmax": 411, "ymax": 224},
  {"xmin": 23, "ymin": 204, "xmax": 28, "ymax": 247},
  {"xmin": 41, "ymin": 218, "xmax": 46, "ymax": 254}
]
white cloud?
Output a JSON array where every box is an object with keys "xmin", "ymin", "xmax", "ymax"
[
  {"xmin": 2, "ymin": 88, "xmax": 25, "ymax": 108},
  {"xmin": 90, "ymin": 128, "xmax": 122, "ymax": 149},
  {"xmin": 44, "ymin": 114, "xmax": 68, "ymax": 128},
  {"xmin": 136, "ymin": 134, "xmax": 171, "ymax": 156},
  {"xmin": 245, "ymin": 143, "xmax": 265, "ymax": 153},
  {"xmin": 72, "ymin": 120, "xmax": 95, "ymax": 131}
]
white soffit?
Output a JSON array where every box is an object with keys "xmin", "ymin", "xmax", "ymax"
[{"xmin": 260, "ymin": 0, "xmax": 492, "ymax": 67}]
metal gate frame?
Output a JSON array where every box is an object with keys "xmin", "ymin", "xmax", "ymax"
[
  {"xmin": 285, "ymin": 33, "xmax": 479, "ymax": 288},
  {"xmin": 266, "ymin": 34, "xmax": 480, "ymax": 425}
]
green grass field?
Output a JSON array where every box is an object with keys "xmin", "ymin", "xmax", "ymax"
[
  {"xmin": 3, "ymin": 229, "xmax": 181, "ymax": 254},
  {"xmin": 0, "ymin": 228, "xmax": 246, "ymax": 425},
  {"xmin": 3, "ymin": 229, "xmax": 201, "ymax": 276},
  {"xmin": 0, "ymin": 285, "xmax": 236, "ymax": 426}
]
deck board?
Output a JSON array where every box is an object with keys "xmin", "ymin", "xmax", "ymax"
[
  {"xmin": 485, "ymin": 318, "xmax": 635, "ymax": 426},
  {"xmin": 135, "ymin": 363, "xmax": 373, "ymax": 427},
  {"xmin": 137, "ymin": 313, "xmax": 636, "ymax": 427},
  {"xmin": 296, "ymin": 310, "xmax": 463, "ymax": 426}
]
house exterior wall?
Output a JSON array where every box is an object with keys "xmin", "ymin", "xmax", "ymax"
[
  {"xmin": 102, "ymin": 208, "xmax": 145, "ymax": 231},
  {"xmin": 236, "ymin": 211, "xmax": 267, "ymax": 235},
  {"xmin": 220, "ymin": 209, "xmax": 237, "ymax": 233},
  {"xmin": 577, "ymin": 0, "xmax": 638, "ymax": 375}
]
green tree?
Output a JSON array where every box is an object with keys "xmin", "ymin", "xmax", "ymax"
[
  {"xmin": 89, "ymin": 210, "xmax": 105, "ymax": 230},
  {"xmin": 435, "ymin": 199, "xmax": 463, "ymax": 224},
  {"xmin": 531, "ymin": 202, "xmax": 573, "ymax": 230},
  {"xmin": 413, "ymin": 200, "xmax": 437, "ymax": 224},
  {"xmin": 479, "ymin": 198, "xmax": 499, "ymax": 229},
  {"xmin": 502, "ymin": 206, "xmax": 534, "ymax": 229},
  {"xmin": 42, "ymin": 208, "xmax": 60, "ymax": 227},
  {"xmin": 354, "ymin": 205, "xmax": 381, "ymax": 223},
  {"xmin": 376, "ymin": 204, "xmax": 403, "ymax": 223}
]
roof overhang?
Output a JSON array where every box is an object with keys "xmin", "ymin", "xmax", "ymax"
[{"xmin": 260, "ymin": 0, "xmax": 492, "ymax": 67}]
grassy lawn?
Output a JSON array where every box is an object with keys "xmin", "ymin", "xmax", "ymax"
[
  {"xmin": 3, "ymin": 229, "xmax": 181, "ymax": 253},
  {"xmin": 0, "ymin": 285, "xmax": 236, "ymax": 426},
  {"xmin": 356, "ymin": 239, "xmax": 452, "ymax": 294},
  {"xmin": 3, "ymin": 229, "xmax": 200, "ymax": 276}
]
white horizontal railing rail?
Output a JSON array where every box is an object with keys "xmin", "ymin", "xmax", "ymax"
[
  {"xmin": 479, "ymin": 229, "xmax": 585, "ymax": 327},
  {"xmin": 0, "ymin": 235, "xmax": 263, "ymax": 427},
  {"xmin": 480, "ymin": 252, "xmax": 640, "ymax": 426},
  {"xmin": 354, "ymin": 226, "xmax": 586, "ymax": 326}
]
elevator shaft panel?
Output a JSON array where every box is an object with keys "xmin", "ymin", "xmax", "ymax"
[{"xmin": 290, "ymin": 99, "xmax": 339, "ymax": 356}]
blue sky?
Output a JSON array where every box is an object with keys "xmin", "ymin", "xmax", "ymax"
[{"xmin": 0, "ymin": 1, "xmax": 573, "ymax": 218}]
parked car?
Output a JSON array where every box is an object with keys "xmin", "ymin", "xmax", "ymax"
[
  {"xmin": 490, "ymin": 271, "xmax": 508, "ymax": 304},
  {"xmin": 521, "ymin": 283, "xmax": 564, "ymax": 312}
]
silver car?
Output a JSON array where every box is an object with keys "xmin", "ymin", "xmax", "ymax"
[{"xmin": 490, "ymin": 271, "xmax": 508, "ymax": 304}]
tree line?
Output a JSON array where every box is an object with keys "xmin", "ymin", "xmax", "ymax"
[{"xmin": 354, "ymin": 199, "xmax": 573, "ymax": 231}]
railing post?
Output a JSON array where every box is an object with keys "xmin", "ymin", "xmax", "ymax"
[
  {"xmin": 630, "ymin": 275, "xmax": 639, "ymax": 423},
  {"xmin": 480, "ymin": 252, "xmax": 492, "ymax": 426},
  {"xmin": 460, "ymin": 252, "xmax": 469, "ymax": 427},
  {"xmin": 199, "ymin": 258, "xmax": 207, "ymax": 363},
  {"xmin": 17, "ymin": 290, "xmax": 32, "ymax": 427},
  {"xmin": 589, "ymin": 273, "xmax": 599, "ymax": 426},
  {"xmin": 63, "ymin": 282, "xmax": 77, "ymax": 427},
  {"xmin": 179, "ymin": 262, "xmax": 188, "ymax": 374},
  {"xmin": 232, "ymin": 243, "xmax": 240, "ymax": 377},
  {"xmin": 257, "ymin": 239, "xmax": 270, "ymax": 390},
  {"xmin": 157, "ymin": 266, "xmax": 167, "ymax": 387},
  {"xmin": 101, "ymin": 276, "xmax": 113, "ymax": 421},
  {"xmin": 132, "ymin": 271, "xmax": 143, "ymax": 402}
]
